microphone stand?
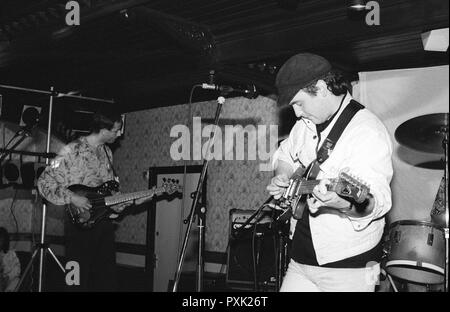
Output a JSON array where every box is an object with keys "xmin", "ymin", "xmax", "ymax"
[
  {"xmin": 171, "ymin": 95, "xmax": 226, "ymax": 292},
  {"xmin": 442, "ymin": 123, "xmax": 448, "ymax": 292},
  {"xmin": 0, "ymin": 129, "xmax": 33, "ymax": 166},
  {"xmin": 14, "ymin": 86, "xmax": 66, "ymax": 292}
]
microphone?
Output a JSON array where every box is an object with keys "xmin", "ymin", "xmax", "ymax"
[
  {"xmin": 18, "ymin": 122, "xmax": 39, "ymax": 137},
  {"xmin": 18, "ymin": 127, "xmax": 32, "ymax": 137},
  {"xmin": 201, "ymin": 83, "xmax": 257, "ymax": 99}
]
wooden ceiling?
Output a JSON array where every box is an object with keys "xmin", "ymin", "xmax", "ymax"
[{"xmin": 0, "ymin": 0, "xmax": 448, "ymax": 116}]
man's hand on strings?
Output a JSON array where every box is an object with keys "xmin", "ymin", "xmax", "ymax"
[
  {"xmin": 70, "ymin": 193, "xmax": 92, "ymax": 212},
  {"xmin": 110, "ymin": 201, "xmax": 133, "ymax": 213},
  {"xmin": 134, "ymin": 195, "xmax": 154, "ymax": 206}
]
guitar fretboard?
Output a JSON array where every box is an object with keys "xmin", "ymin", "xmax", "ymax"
[
  {"xmin": 104, "ymin": 188, "xmax": 164, "ymax": 206},
  {"xmin": 284, "ymin": 178, "xmax": 343, "ymax": 196}
]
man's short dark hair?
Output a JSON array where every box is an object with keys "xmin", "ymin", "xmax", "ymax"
[
  {"xmin": 89, "ymin": 110, "xmax": 122, "ymax": 134},
  {"xmin": 302, "ymin": 69, "xmax": 352, "ymax": 97},
  {"xmin": 0, "ymin": 227, "xmax": 10, "ymax": 253}
]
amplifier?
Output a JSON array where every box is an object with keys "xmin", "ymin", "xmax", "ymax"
[
  {"xmin": 230, "ymin": 208, "xmax": 273, "ymax": 231},
  {"xmin": 226, "ymin": 209, "xmax": 277, "ymax": 290}
]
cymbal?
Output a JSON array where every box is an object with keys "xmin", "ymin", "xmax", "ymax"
[{"xmin": 395, "ymin": 113, "xmax": 449, "ymax": 154}]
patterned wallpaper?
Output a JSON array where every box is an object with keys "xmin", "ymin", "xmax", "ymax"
[
  {"xmin": 114, "ymin": 95, "xmax": 280, "ymax": 252},
  {"xmin": 0, "ymin": 96, "xmax": 281, "ymax": 254}
]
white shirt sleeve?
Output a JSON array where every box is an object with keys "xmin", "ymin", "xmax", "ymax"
[
  {"xmin": 344, "ymin": 124, "xmax": 393, "ymax": 230},
  {"xmin": 271, "ymin": 121, "xmax": 305, "ymax": 171}
]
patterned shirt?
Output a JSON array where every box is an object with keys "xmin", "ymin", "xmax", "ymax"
[
  {"xmin": 0, "ymin": 250, "xmax": 21, "ymax": 292},
  {"xmin": 37, "ymin": 136, "xmax": 116, "ymax": 206},
  {"xmin": 430, "ymin": 176, "xmax": 446, "ymax": 226}
]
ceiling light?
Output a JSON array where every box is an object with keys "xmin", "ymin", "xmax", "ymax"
[
  {"xmin": 349, "ymin": 0, "xmax": 367, "ymax": 11},
  {"xmin": 421, "ymin": 28, "xmax": 449, "ymax": 52}
]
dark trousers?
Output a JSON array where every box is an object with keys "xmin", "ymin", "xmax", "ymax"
[{"xmin": 64, "ymin": 218, "xmax": 118, "ymax": 292}]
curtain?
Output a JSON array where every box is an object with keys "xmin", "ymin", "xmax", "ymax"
[{"xmin": 356, "ymin": 65, "xmax": 448, "ymax": 224}]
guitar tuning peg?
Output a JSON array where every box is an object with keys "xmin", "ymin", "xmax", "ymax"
[
  {"xmin": 163, "ymin": 178, "xmax": 166, "ymax": 182},
  {"xmin": 176, "ymin": 179, "xmax": 179, "ymax": 184}
]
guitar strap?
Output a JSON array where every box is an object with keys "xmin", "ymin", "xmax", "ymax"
[
  {"xmin": 308, "ymin": 99, "xmax": 364, "ymax": 179},
  {"xmin": 103, "ymin": 145, "xmax": 119, "ymax": 182}
]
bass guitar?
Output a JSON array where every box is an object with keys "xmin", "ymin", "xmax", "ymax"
[{"xmin": 66, "ymin": 178, "xmax": 182, "ymax": 229}]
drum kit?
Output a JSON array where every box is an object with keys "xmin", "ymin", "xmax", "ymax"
[{"xmin": 382, "ymin": 113, "xmax": 448, "ymax": 292}]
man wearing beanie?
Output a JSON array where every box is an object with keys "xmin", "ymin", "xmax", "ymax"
[{"xmin": 267, "ymin": 53, "xmax": 393, "ymax": 292}]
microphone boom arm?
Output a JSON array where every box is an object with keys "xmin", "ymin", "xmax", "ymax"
[{"xmin": 201, "ymin": 83, "xmax": 257, "ymax": 99}]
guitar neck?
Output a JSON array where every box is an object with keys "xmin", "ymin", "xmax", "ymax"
[
  {"xmin": 104, "ymin": 188, "xmax": 163, "ymax": 206},
  {"xmin": 289, "ymin": 178, "xmax": 341, "ymax": 195}
]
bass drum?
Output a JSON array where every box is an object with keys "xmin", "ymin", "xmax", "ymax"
[{"xmin": 385, "ymin": 220, "xmax": 445, "ymax": 284}]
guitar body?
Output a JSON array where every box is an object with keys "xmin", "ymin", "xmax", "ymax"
[
  {"xmin": 66, "ymin": 180, "xmax": 120, "ymax": 229},
  {"xmin": 276, "ymin": 166, "xmax": 310, "ymax": 222},
  {"xmin": 290, "ymin": 188, "xmax": 308, "ymax": 220},
  {"xmin": 289, "ymin": 165, "xmax": 314, "ymax": 220}
]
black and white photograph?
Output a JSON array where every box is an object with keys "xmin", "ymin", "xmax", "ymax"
[{"xmin": 0, "ymin": 0, "xmax": 448, "ymax": 299}]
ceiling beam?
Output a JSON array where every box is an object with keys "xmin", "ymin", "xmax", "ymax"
[{"xmin": 214, "ymin": 0, "xmax": 449, "ymax": 64}]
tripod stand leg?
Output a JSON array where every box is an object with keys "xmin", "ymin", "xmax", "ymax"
[
  {"xmin": 14, "ymin": 248, "xmax": 39, "ymax": 292},
  {"xmin": 46, "ymin": 247, "xmax": 66, "ymax": 273},
  {"xmin": 38, "ymin": 247, "xmax": 46, "ymax": 291},
  {"xmin": 386, "ymin": 274, "xmax": 398, "ymax": 292}
]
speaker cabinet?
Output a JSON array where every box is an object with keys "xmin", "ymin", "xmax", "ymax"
[{"xmin": 226, "ymin": 209, "xmax": 277, "ymax": 290}]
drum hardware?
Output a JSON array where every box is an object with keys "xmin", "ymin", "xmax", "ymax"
[
  {"xmin": 427, "ymin": 233, "xmax": 434, "ymax": 246},
  {"xmin": 394, "ymin": 113, "xmax": 449, "ymax": 291},
  {"xmin": 393, "ymin": 230, "xmax": 401, "ymax": 243},
  {"xmin": 386, "ymin": 274, "xmax": 399, "ymax": 292}
]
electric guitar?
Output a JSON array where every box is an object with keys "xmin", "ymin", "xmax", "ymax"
[
  {"xmin": 66, "ymin": 178, "xmax": 182, "ymax": 229},
  {"xmin": 274, "ymin": 167, "xmax": 370, "ymax": 221}
]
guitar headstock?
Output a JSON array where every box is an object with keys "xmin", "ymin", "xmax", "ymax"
[
  {"xmin": 337, "ymin": 169, "xmax": 370, "ymax": 203},
  {"xmin": 161, "ymin": 178, "xmax": 182, "ymax": 195}
]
